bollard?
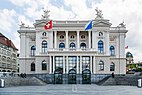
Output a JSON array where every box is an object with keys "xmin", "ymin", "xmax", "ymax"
[
  {"xmin": 0, "ymin": 79, "xmax": 5, "ymax": 88},
  {"xmin": 138, "ymin": 79, "xmax": 141, "ymax": 88}
]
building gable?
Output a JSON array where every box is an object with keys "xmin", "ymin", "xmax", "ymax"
[{"xmin": 93, "ymin": 20, "xmax": 112, "ymax": 27}]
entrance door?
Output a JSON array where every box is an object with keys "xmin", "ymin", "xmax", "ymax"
[
  {"xmin": 82, "ymin": 69, "xmax": 91, "ymax": 84},
  {"xmin": 54, "ymin": 69, "xmax": 63, "ymax": 84},
  {"xmin": 68, "ymin": 69, "xmax": 76, "ymax": 84}
]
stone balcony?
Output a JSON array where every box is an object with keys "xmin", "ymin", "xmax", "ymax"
[
  {"xmin": 48, "ymin": 48, "xmax": 97, "ymax": 52},
  {"xmin": 37, "ymin": 48, "xmax": 109, "ymax": 56}
]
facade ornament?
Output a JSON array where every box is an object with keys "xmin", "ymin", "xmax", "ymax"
[
  {"xmin": 19, "ymin": 21, "xmax": 25, "ymax": 27},
  {"xmin": 95, "ymin": 8, "xmax": 103, "ymax": 18},
  {"xmin": 42, "ymin": 8, "xmax": 50, "ymax": 19},
  {"xmin": 95, "ymin": 8, "xmax": 103, "ymax": 19},
  {"xmin": 119, "ymin": 21, "xmax": 126, "ymax": 27}
]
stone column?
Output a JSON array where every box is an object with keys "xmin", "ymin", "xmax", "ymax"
[
  {"xmin": 49, "ymin": 56, "xmax": 52, "ymax": 74},
  {"xmin": 26, "ymin": 36, "xmax": 29, "ymax": 57},
  {"xmin": 53, "ymin": 56, "xmax": 55, "ymax": 72},
  {"xmin": 65, "ymin": 31, "xmax": 68, "ymax": 48},
  {"xmin": 120, "ymin": 34, "xmax": 125, "ymax": 57},
  {"xmin": 90, "ymin": 56, "xmax": 92, "ymax": 73},
  {"xmin": 66, "ymin": 56, "xmax": 68, "ymax": 73},
  {"xmin": 94, "ymin": 31, "xmax": 97, "ymax": 50},
  {"xmin": 93, "ymin": 56, "xmax": 96, "ymax": 74},
  {"xmin": 80, "ymin": 56, "xmax": 82, "ymax": 74},
  {"xmin": 88, "ymin": 31, "xmax": 91, "ymax": 48},
  {"xmin": 106, "ymin": 31, "xmax": 110, "ymax": 55},
  {"xmin": 92, "ymin": 32, "xmax": 95, "ymax": 48},
  {"xmin": 63, "ymin": 56, "xmax": 65, "ymax": 74},
  {"xmin": 54, "ymin": 31, "xmax": 57, "ymax": 48},
  {"xmin": 77, "ymin": 31, "xmax": 80, "ymax": 48},
  {"xmin": 77, "ymin": 56, "xmax": 79, "ymax": 74}
]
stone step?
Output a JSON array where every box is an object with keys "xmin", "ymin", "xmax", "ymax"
[
  {"xmin": 0, "ymin": 76, "xmax": 47, "ymax": 87},
  {"xmin": 102, "ymin": 77, "xmax": 116, "ymax": 86}
]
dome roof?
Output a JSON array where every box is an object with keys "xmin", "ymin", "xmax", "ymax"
[{"xmin": 126, "ymin": 52, "xmax": 133, "ymax": 58}]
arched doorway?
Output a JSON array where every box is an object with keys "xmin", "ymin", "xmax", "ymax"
[
  {"xmin": 82, "ymin": 69, "xmax": 91, "ymax": 84},
  {"xmin": 54, "ymin": 69, "xmax": 63, "ymax": 84},
  {"xmin": 68, "ymin": 69, "xmax": 76, "ymax": 84}
]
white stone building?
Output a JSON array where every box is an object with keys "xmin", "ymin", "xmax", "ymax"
[{"xmin": 18, "ymin": 9, "xmax": 128, "ymax": 75}]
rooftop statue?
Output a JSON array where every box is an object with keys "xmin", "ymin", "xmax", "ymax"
[
  {"xmin": 119, "ymin": 21, "xmax": 126, "ymax": 27},
  {"xmin": 19, "ymin": 21, "xmax": 25, "ymax": 27},
  {"xmin": 42, "ymin": 8, "xmax": 50, "ymax": 19},
  {"xmin": 95, "ymin": 8, "xmax": 103, "ymax": 19}
]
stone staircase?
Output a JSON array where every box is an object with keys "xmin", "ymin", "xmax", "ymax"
[
  {"xmin": 101, "ymin": 77, "xmax": 116, "ymax": 86},
  {"xmin": 0, "ymin": 76, "xmax": 47, "ymax": 87},
  {"xmin": 98, "ymin": 75, "xmax": 142, "ymax": 86}
]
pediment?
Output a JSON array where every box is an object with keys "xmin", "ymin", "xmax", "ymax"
[
  {"xmin": 33, "ymin": 19, "xmax": 50, "ymax": 27},
  {"xmin": 93, "ymin": 20, "xmax": 112, "ymax": 27}
]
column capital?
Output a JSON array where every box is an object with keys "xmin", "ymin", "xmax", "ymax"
[
  {"xmin": 77, "ymin": 30, "xmax": 80, "ymax": 33},
  {"xmin": 88, "ymin": 30, "xmax": 91, "ymax": 33}
]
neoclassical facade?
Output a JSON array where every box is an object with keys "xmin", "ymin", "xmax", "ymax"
[{"xmin": 18, "ymin": 9, "xmax": 128, "ymax": 75}]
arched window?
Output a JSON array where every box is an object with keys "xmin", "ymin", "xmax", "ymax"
[
  {"xmin": 70, "ymin": 43, "xmax": 76, "ymax": 48},
  {"xmin": 31, "ymin": 63, "xmax": 35, "ymax": 71},
  {"xmin": 31, "ymin": 45, "xmax": 36, "ymax": 56},
  {"xmin": 110, "ymin": 62, "xmax": 115, "ymax": 71},
  {"xmin": 42, "ymin": 60, "xmax": 47, "ymax": 70},
  {"xmin": 81, "ymin": 35, "xmax": 85, "ymax": 39},
  {"xmin": 98, "ymin": 40, "xmax": 104, "ymax": 53},
  {"xmin": 60, "ymin": 35, "xmax": 64, "ymax": 39},
  {"xmin": 98, "ymin": 60, "xmax": 104, "ymax": 71},
  {"xmin": 80, "ymin": 43, "xmax": 86, "ymax": 48},
  {"xmin": 70, "ymin": 35, "xmax": 75, "ymax": 39},
  {"xmin": 99, "ymin": 32, "xmax": 103, "ymax": 36},
  {"xmin": 59, "ymin": 43, "xmax": 65, "ymax": 48},
  {"xmin": 42, "ymin": 32, "xmax": 46, "ymax": 36},
  {"xmin": 42, "ymin": 40, "xmax": 48, "ymax": 53},
  {"xmin": 110, "ymin": 46, "xmax": 115, "ymax": 56}
]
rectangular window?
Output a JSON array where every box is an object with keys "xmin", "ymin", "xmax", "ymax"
[
  {"xmin": 82, "ymin": 56, "xmax": 90, "ymax": 70},
  {"xmin": 55, "ymin": 56, "xmax": 63, "ymax": 71},
  {"xmin": 68, "ymin": 56, "xmax": 77, "ymax": 70}
]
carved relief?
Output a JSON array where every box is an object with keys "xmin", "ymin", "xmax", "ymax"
[{"xmin": 110, "ymin": 36, "xmax": 116, "ymax": 41}]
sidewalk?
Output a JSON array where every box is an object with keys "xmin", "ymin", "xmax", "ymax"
[{"xmin": 0, "ymin": 84, "xmax": 142, "ymax": 95}]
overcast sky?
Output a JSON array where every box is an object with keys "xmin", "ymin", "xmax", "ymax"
[{"xmin": 0, "ymin": 0, "xmax": 141, "ymax": 62}]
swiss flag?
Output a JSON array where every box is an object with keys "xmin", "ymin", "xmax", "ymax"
[{"xmin": 44, "ymin": 20, "xmax": 52, "ymax": 30}]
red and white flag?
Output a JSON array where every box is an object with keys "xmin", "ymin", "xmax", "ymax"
[
  {"xmin": 125, "ymin": 46, "xmax": 128, "ymax": 49},
  {"xmin": 44, "ymin": 20, "xmax": 52, "ymax": 30}
]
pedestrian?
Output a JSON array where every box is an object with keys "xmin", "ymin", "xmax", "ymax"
[{"xmin": 112, "ymin": 72, "xmax": 114, "ymax": 78}]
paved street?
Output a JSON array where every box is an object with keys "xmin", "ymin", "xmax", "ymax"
[{"xmin": 0, "ymin": 84, "xmax": 142, "ymax": 95}]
